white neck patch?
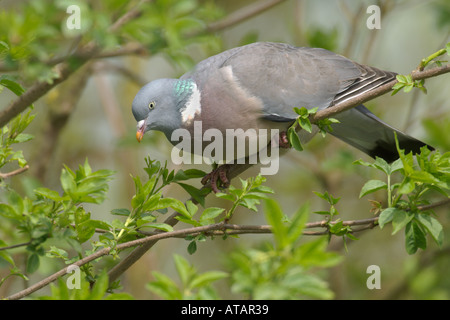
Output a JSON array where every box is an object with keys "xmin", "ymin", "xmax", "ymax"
[{"xmin": 181, "ymin": 82, "xmax": 202, "ymax": 125}]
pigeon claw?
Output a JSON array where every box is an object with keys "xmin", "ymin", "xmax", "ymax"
[
  {"xmin": 278, "ymin": 131, "xmax": 291, "ymax": 149},
  {"xmin": 201, "ymin": 164, "xmax": 231, "ymax": 193}
]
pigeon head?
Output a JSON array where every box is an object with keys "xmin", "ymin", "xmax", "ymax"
[{"xmin": 132, "ymin": 78, "xmax": 182, "ymax": 142}]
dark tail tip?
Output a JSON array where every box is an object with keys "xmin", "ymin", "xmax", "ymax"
[{"xmin": 368, "ymin": 137, "xmax": 434, "ymax": 163}]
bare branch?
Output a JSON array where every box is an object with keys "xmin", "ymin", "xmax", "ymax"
[
  {"xmin": 0, "ymin": 43, "xmax": 99, "ymax": 128},
  {"xmin": 0, "ymin": 241, "xmax": 31, "ymax": 251},
  {"xmin": 108, "ymin": 0, "xmax": 152, "ymax": 33},
  {"xmin": 417, "ymin": 198, "xmax": 450, "ymax": 212},
  {"xmin": 312, "ymin": 63, "xmax": 450, "ymax": 123},
  {"xmin": 31, "ymin": 64, "xmax": 93, "ymax": 183},
  {"xmin": 0, "ymin": 0, "xmax": 154, "ymax": 128},
  {"xmin": 207, "ymin": 0, "xmax": 288, "ymax": 32},
  {"xmin": 0, "ymin": 165, "xmax": 29, "ymax": 180}
]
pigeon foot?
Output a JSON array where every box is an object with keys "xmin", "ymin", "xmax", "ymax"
[
  {"xmin": 201, "ymin": 164, "xmax": 231, "ymax": 193},
  {"xmin": 278, "ymin": 131, "xmax": 291, "ymax": 148}
]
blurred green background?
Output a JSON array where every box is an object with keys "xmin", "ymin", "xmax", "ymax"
[{"xmin": 0, "ymin": 0, "xmax": 449, "ymax": 299}]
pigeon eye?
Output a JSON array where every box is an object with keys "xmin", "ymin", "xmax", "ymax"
[{"xmin": 148, "ymin": 101, "xmax": 156, "ymax": 110}]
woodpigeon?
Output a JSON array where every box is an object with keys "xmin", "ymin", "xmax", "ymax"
[{"xmin": 132, "ymin": 42, "xmax": 432, "ymax": 192}]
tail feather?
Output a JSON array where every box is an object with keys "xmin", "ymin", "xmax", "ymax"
[{"xmin": 329, "ymin": 105, "xmax": 433, "ymax": 162}]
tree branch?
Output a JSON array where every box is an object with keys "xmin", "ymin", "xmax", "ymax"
[
  {"xmin": 0, "ymin": 0, "xmax": 290, "ymax": 128},
  {"xmin": 0, "ymin": 165, "xmax": 29, "ymax": 180},
  {"xmin": 31, "ymin": 64, "xmax": 93, "ymax": 183},
  {"xmin": 0, "ymin": 43, "xmax": 99, "ymax": 128},
  {"xmin": 207, "ymin": 0, "xmax": 288, "ymax": 33},
  {"xmin": 0, "ymin": 0, "xmax": 155, "ymax": 128},
  {"xmin": 108, "ymin": 0, "xmax": 153, "ymax": 33},
  {"xmin": 6, "ymin": 195, "xmax": 449, "ymax": 300},
  {"xmin": 311, "ymin": 63, "xmax": 450, "ymax": 122}
]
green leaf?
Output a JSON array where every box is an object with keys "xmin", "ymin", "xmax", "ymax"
[
  {"xmin": 0, "ymin": 76, "xmax": 25, "ymax": 96},
  {"xmin": 286, "ymin": 203, "xmax": 309, "ymax": 244},
  {"xmin": 329, "ymin": 220, "xmax": 349, "ymax": 236},
  {"xmin": 390, "ymin": 158, "xmax": 404, "ymax": 173},
  {"xmin": 199, "ymin": 207, "xmax": 225, "ymax": 225},
  {"xmin": 14, "ymin": 133, "xmax": 34, "ymax": 143},
  {"xmin": 409, "ymin": 170, "xmax": 440, "ymax": 184},
  {"xmin": 131, "ymin": 193, "xmax": 145, "ymax": 210},
  {"xmin": 378, "ymin": 207, "xmax": 398, "ymax": 229},
  {"xmin": 175, "ymin": 216, "xmax": 200, "ymax": 227},
  {"xmin": 293, "ymin": 107, "xmax": 308, "ymax": 116},
  {"xmin": 86, "ymin": 219, "xmax": 111, "ymax": 231},
  {"xmin": 136, "ymin": 215, "xmax": 156, "ymax": 227},
  {"xmin": 240, "ymin": 196, "xmax": 261, "ymax": 212},
  {"xmin": 46, "ymin": 246, "xmax": 69, "ymax": 260},
  {"xmin": 0, "ymin": 40, "xmax": 9, "ymax": 51},
  {"xmin": 288, "ymin": 127, "xmax": 303, "ymax": 151},
  {"xmin": 34, "ymin": 187, "xmax": 62, "ymax": 201},
  {"xmin": 392, "ymin": 209, "xmax": 413, "ymax": 235},
  {"xmin": 353, "ymin": 159, "xmax": 374, "ymax": 168},
  {"xmin": 403, "ymin": 84, "xmax": 414, "ymax": 93},
  {"xmin": 104, "ymin": 293, "xmax": 134, "ymax": 300},
  {"xmin": 144, "ymin": 223, "xmax": 174, "ymax": 232},
  {"xmin": 26, "ymin": 253, "xmax": 40, "ymax": 274},
  {"xmin": 0, "ymin": 204, "xmax": 19, "ymax": 220},
  {"xmin": 60, "ymin": 168, "xmax": 77, "ymax": 198},
  {"xmin": 142, "ymin": 193, "xmax": 163, "ymax": 212},
  {"xmin": 405, "ymin": 221, "xmax": 427, "ymax": 254},
  {"xmin": 76, "ymin": 220, "xmax": 101, "ymax": 243},
  {"xmin": 215, "ymin": 192, "xmax": 235, "ymax": 202},
  {"xmin": 295, "ymin": 237, "xmax": 342, "ymax": 268},
  {"xmin": 314, "ymin": 210, "xmax": 331, "ymax": 215},
  {"xmin": 416, "ymin": 214, "xmax": 444, "ymax": 247},
  {"xmin": 373, "ymin": 157, "xmax": 391, "ymax": 174},
  {"xmin": 359, "ymin": 180, "xmax": 387, "ymax": 198},
  {"xmin": 187, "ymin": 241, "xmax": 197, "ymax": 255},
  {"xmin": 173, "ymin": 168, "xmax": 207, "ymax": 182},
  {"xmin": 89, "ymin": 271, "xmax": 109, "ymax": 300},
  {"xmin": 186, "ymin": 200, "xmax": 199, "ymax": 216},
  {"xmin": 190, "ymin": 271, "xmax": 228, "ymax": 289},
  {"xmin": 396, "ymin": 74, "xmax": 408, "ymax": 83},
  {"xmin": 264, "ymin": 199, "xmax": 287, "ymax": 249},
  {"xmin": 398, "ymin": 178, "xmax": 415, "ymax": 194},
  {"xmin": 313, "ymin": 191, "xmax": 340, "ymax": 205},
  {"xmin": 0, "ymin": 240, "xmax": 15, "ymax": 266},
  {"xmin": 174, "ymin": 254, "xmax": 193, "ymax": 287},
  {"xmin": 177, "ymin": 182, "xmax": 208, "ymax": 207},
  {"xmin": 156, "ymin": 198, "xmax": 190, "ymax": 218},
  {"xmin": 110, "ymin": 208, "xmax": 131, "ymax": 216},
  {"xmin": 299, "ymin": 117, "xmax": 312, "ymax": 133},
  {"xmin": 391, "ymin": 82, "xmax": 405, "ymax": 90},
  {"xmin": 147, "ymin": 271, "xmax": 182, "ymax": 300}
]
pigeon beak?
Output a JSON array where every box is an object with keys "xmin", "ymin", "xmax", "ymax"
[{"xmin": 136, "ymin": 119, "xmax": 146, "ymax": 143}]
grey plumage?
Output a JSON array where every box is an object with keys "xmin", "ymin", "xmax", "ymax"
[{"xmin": 132, "ymin": 42, "xmax": 432, "ymax": 164}]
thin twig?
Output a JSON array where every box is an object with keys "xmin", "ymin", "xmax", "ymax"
[
  {"xmin": 0, "ymin": 165, "xmax": 29, "ymax": 180},
  {"xmin": 207, "ymin": 0, "xmax": 287, "ymax": 33},
  {"xmin": 417, "ymin": 198, "xmax": 450, "ymax": 212},
  {"xmin": 0, "ymin": 0, "xmax": 153, "ymax": 128},
  {"xmin": 5, "ymin": 222, "xmax": 225, "ymax": 300},
  {"xmin": 0, "ymin": 42, "xmax": 99, "ymax": 128},
  {"xmin": 0, "ymin": 241, "xmax": 31, "ymax": 251},
  {"xmin": 108, "ymin": 0, "xmax": 153, "ymax": 33}
]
